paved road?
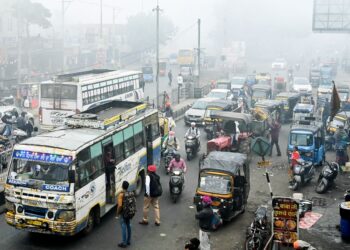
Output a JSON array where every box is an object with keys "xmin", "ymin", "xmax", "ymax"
[{"xmin": 0, "ymin": 114, "xmax": 348, "ymax": 250}]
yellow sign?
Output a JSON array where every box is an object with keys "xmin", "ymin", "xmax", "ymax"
[{"xmin": 258, "ymin": 161, "xmax": 271, "ymax": 167}]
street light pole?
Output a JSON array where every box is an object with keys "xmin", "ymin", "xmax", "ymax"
[
  {"xmin": 100, "ymin": 0, "xmax": 103, "ymax": 38},
  {"xmin": 153, "ymin": 3, "xmax": 161, "ymax": 108},
  {"xmin": 62, "ymin": 0, "xmax": 65, "ymax": 72},
  {"xmin": 197, "ymin": 18, "xmax": 201, "ymax": 87}
]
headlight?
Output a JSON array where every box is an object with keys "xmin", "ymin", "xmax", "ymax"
[
  {"xmin": 57, "ymin": 210, "xmax": 75, "ymax": 222},
  {"xmin": 5, "ymin": 201, "xmax": 15, "ymax": 212}
]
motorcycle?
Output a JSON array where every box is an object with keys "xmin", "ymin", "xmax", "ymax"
[
  {"xmin": 169, "ymin": 169, "xmax": 184, "ymax": 203},
  {"xmin": 162, "ymin": 148, "xmax": 177, "ymax": 174},
  {"xmin": 245, "ymin": 206, "xmax": 270, "ymax": 250},
  {"xmin": 315, "ymin": 161, "xmax": 339, "ymax": 194},
  {"xmin": 289, "ymin": 159, "xmax": 315, "ymax": 191},
  {"xmin": 12, "ymin": 128, "xmax": 28, "ymax": 143},
  {"xmin": 185, "ymin": 135, "xmax": 199, "ymax": 161}
]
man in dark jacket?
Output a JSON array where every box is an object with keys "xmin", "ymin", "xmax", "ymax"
[
  {"xmin": 269, "ymin": 119, "xmax": 281, "ymax": 156},
  {"xmin": 139, "ymin": 165, "xmax": 162, "ymax": 226}
]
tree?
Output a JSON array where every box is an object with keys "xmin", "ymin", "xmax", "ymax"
[
  {"xmin": 12, "ymin": 0, "xmax": 52, "ymax": 37},
  {"xmin": 125, "ymin": 12, "xmax": 176, "ymax": 57}
]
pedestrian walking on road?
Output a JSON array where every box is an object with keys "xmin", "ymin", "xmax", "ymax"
[
  {"xmin": 139, "ymin": 165, "xmax": 162, "ymax": 226},
  {"xmin": 168, "ymin": 70, "xmax": 173, "ymax": 86},
  {"xmin": 269, "ymin": 119, "xmax": 281, "ymax": 156},
  {"xmin": 116, "ymin": 181, "xmax": 136, "ymax": 248}
]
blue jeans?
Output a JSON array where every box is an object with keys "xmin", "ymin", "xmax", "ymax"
[{"xmin": 120, "ymin": 216, "xmax": 131, "ymax": 245}]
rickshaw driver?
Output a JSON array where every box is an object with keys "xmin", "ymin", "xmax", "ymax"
[{"xmin": 185, "ymin": 122, "xmax": 201, "ymax": 148}]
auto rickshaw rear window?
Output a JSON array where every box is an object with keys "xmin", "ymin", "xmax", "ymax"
[
  {"xmin": 199, "ymin": 173, "xmax": 232, "ymax": 195},
  {"xmin": 290, "ymin": 133, "xmax": 313, "ymax": 146}
]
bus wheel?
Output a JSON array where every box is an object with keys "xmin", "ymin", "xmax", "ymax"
[
  {"xmin": 83, "ymin": 210, "xmax": 95, "ymax": 235},
  {"xmin": 135, "ymin": 173, "xmax": 144, "ymax": 196}
]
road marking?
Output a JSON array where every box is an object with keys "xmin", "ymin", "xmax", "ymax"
[
  {"xmin": 160, "ymin": 233, "xmax": 167, "ymax": 237},
  {"xmin": 189, "ymin": 206, "xmax": 195, "ymax": 209}
]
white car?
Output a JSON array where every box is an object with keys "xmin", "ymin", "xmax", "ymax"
[
  {"xmin": 291, "ymin": 77, "xmax": 312, "ymax": 94},
  {"xmin": 184, "ymin": 98, "xmax": 217, "ymax": 125},
  {"xmin": 271, "ymin": 58, "xmax": 287, "ymax": 70},
  {"xmin": 317, "ymin": 80, "xmax": 333, "ymax": 95},
  {"xmin": 206, "ymin": 89, "xmax": 233, "ymax": 100}
]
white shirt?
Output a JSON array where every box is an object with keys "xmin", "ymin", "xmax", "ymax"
[{"xmin": 145, "ymin": 175, "xmax": 150, "ymax": 196}]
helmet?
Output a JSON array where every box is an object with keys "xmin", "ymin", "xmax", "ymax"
[
  {"xmin": 147, "ymin": 165, "xmax": 157, "ymax": 172},
  {"xmin": 174, "ymin": 153, "xmax": 180, "ymax": 160},
  {"xmin": 191, "ymin": 122, "xmax": 196, "ymax": 127},
  {"xmin": 169, "ymin": 131, "xmax": 175, "ymax": 136},
  {"xmin": 202, "ymin": 196, "xmax": 212, "ymax": 205}
]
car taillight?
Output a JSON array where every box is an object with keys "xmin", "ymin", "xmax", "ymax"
[{"xmin": 39, "ymin": 107, "xmax": 42, "ymax": 123}]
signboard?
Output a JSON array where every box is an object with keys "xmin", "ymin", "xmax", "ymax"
[
  {"xmin": 251, "ymin": 137, "xmax": 270, "ymax": 157},
  {"xmin": 258, "ymin": 160, "xmax": 271, "ymax": 167},
  {"xmin": 12, "ymin": 150, "xmax": 73, "ymax": 165},
  {"xmin": 313, "ymin": 0, "xmax": 350, "ymax": 33},
  {"xmin": 272, "ymin": 197, "xmax": 299, "ymax": 245}
]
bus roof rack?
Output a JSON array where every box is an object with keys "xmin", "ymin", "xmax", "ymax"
[{"xmin": 64, "ymin": 100, "xmax": 148, "ymax": 130}]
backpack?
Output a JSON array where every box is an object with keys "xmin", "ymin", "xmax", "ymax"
[
  {"xmin": 149, "ymin": 173, "xmax": 163, "ymax": 197},
  {"xmin": 122, "ymin": 191, "xmax": 136, "ymax": 219}
]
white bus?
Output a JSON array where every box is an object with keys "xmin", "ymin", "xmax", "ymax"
[
  {"xmin": 39, "ymin": 69, "xmax": 145, "ymax": 127},
  {"xmin": 5, "ymin": 100, "xmax": 161, "ymax": 235}
]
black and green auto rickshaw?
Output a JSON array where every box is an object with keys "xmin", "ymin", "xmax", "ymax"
[
  {"xmin": 275, "ymin": 92, "xmax": 300, "ymax": 123},
  {"xmin": 194, "ymin": 151, "xmax": 250, "ymax": 221},
  {"xmin": 251, "ymin": 84, "xmax": 272, "ymax": 107}
]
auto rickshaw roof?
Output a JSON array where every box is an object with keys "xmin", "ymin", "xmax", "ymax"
[
  {"xmin": 275, "ymin": 92, "xmax": 300, "ymax": 99},
  {"xmin": 201, "ymin": 151, "xmax": 247, "ymax": 174},
  {"xmin": 252, "ymin": 84, "xmax": 271, "ymax": 91},
  {"xmin": 293, "ymin": 103, "xmax": 314, "ymax": 112},
  {"xmin": 254, "ymin": 99, "xmax": 283, "ymax": 108},
  {"xmin": 291, "ymin": 122, "xmax": 323, "ymax": 133},
  {"xmin": 335, "ymin": 111, "xmax": 350, "ymax": 119},
  {"xmin": 209, "ymin": 110, "xmax": 252, "ymax": 124}
]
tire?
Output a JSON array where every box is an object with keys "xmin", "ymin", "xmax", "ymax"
[
  {"xmin": 316, "ymin": 179, "xmax": 328, "ymax": 194},
  {"xmin": 290, "ymin": 180, "xmax": 299, "ymax": 191},
  {"xmin": 172, "ymin": 196, "xmax": 177, "ymax": 203},
  {"xmin": 187, "ymin": 152, "xmax": 191, "ymax": 161},
  {"xmin": 135, "ymin": 173, "xmax": 144, "ymax": 196},
  {"xmin": 207, "ymin": 133, "xmax": 212, "ymax": 140},
  {"xmin": 83, "ymin": 210, "xmax": 95, "ymax": 235},
  {"xmin": 245, "ymin": 235, "xmax": 263, "ymax": 250}
]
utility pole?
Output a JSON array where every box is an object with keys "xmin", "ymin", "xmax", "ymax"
[
  {"xmin": 62, "ymin": 0, "xmax": 65, "ymax": 72},
  {"xmin": 197, "ymin": 18, "xmax": 201, "ymax": 87},
  {"xmin": 16, "ymin": 1, "xmax": 22, "ymax": 84},
  {"xmin": 100, "ymin": 0, "xmax": 103, "ymax": 38},
  {"xmin": 153, "ymin": 3, "xmax": 161, "ymax": 108}
]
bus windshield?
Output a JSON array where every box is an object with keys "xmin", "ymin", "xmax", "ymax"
[
  {"xmin": 41, "ymin": 84, "xmax": 77, "ymax": 100},
  {"xmin": 9, "ymin": 159, "xmax": 69, "ymax": 186}
]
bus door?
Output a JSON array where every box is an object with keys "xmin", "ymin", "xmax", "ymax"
[
  {"xmin": 145, "ymin": 124, "xmax": 154, "ymax": 166},
  {"xmin": 102, "ymin": 137, "xmax": 116, "ymax": 204},
  {"xmin": 53, "ymin": 85, "xmax": 62, "ymax": 110}
]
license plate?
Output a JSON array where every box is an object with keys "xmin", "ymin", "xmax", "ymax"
[
  {"xmin": 211, "ymin": 201, "xmax": 221, "ymax": 206},
  {"xmin": 27, "ymin": 220, "xmax": 42, "ymax": 226}
]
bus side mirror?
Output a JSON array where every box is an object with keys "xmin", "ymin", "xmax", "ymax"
[{"xmin": 68, "ymin": 170, "xmax": 76, "ymax": 183}]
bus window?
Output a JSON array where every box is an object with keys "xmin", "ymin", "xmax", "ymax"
[
  {"xmin": 134, "ymin": 121, "xmax": 144, "ymax": 151},
  {"xmin": 113, "ymin": 131, "xmax": 124, "ymax": 163},
  {"xmin": 76, "ymin": 147, "xmax": 91, "ymax": 188},
  {"xmin": 151, "ymin": 122, "xmax": 160, "ymax": 141},
  {"xmin": 123, "ymin": 126, "xmax": 134, "ymax": 157}
]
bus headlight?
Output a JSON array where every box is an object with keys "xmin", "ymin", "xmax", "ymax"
[
  {"xmin": 5, "ymin": 201, "xmax": 15, "ymax": 212},
  {"xmin": 57, "ymin": 210, "xmax": 75, "ymax": 222}
]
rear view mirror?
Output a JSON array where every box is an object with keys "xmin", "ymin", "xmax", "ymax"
[{"xmin": 68, "ymin": 170, "xmax": 76, "ymax": 183}]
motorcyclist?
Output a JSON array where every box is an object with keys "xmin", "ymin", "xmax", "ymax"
[
  {"xmin": 17, "ymin": 112, "xmax": 27, "ymax": 131},
  {"xmin": 164, "ymin": 102, "xmax": 175, "ymax": 131},
  {"xmin": 289, "ymin": 146, "xmax": 301, "ymax": 182},
  {"xmin": 162, "ymin": 130, "xmax": 179, "ymax": 154},
  {"xmin": 168, "ymin": 153, "xmax": 187, "ymax": 173},
  {"xmin": 185, "ymin": 122, "xmax": 200, "ymax": 148},
  {"xmin": 334, "ymin": 125, "xmax": 349, "ymax": 165}
]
